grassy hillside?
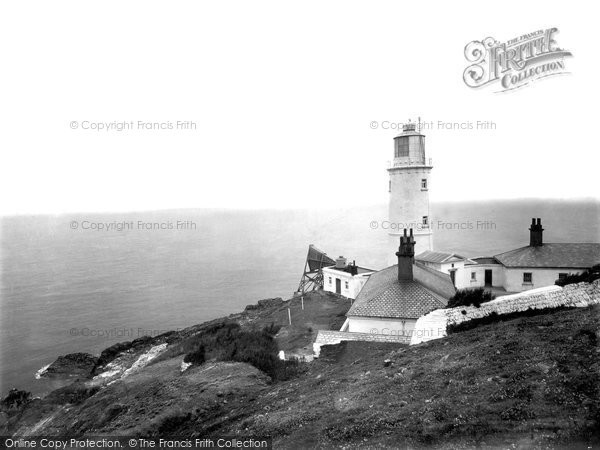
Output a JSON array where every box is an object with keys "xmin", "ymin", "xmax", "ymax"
[{"xmin": 2, "ymin": 293, "xmax": 599, "ymax": 448}]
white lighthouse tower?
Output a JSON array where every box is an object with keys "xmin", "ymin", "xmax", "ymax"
[{"xmin": 387, "ymin": 121, "xmax": 433, "ymax": 264}]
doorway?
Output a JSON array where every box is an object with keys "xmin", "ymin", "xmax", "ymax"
[
  {"xmin": 335, "ymin": 278, "xmax": 342, "ymax": 294},
  {"xmin": 484, "ymin": 270, "xmax": 493, "ymax": 287}
]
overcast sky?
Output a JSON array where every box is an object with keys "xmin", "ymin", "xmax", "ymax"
[{"xmin": 1, "ymin": 1, "xmax": 598, "ymax": 215}]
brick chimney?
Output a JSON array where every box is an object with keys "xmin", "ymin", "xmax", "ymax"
[
  {"xmin": 529, "ymin": 218, "xmax": 544, "ymax": 247},
  {"xmin": 396, "ymin": 228, "xmax": 415, "ymax": 281}
]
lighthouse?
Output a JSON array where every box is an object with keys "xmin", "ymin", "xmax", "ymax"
[{"xmin": 387, "ymin": 122, "xmax": 433, "ymax": 264}]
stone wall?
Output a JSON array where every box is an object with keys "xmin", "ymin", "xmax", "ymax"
[
  {"xmin": 410, "ymin": 280, "xmax": 600, "ymax": 345},
  {"xmin": 313, "ymin": 330, "xmax": 410, "ymax": 357}
]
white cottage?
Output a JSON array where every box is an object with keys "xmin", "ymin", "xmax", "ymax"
[
  {"xmin": 418, "ymin": 218, "xmax": 600, "ymax": 293},
  {"xmin": 322, "ymin": 256, "xmax": 375, "ymax": 299},
  {"xmin": 415, "ymin": 251, "xmax": 476, "ymax": 288},
  {"xmin": 342, "ymin": 229, "xmax": 456, "ymax": 338}
]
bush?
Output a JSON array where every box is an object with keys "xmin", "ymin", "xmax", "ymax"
[
  {"xmin": 46, "ymin": 383, "xmax": 100, "ymax": 405},
  {"xmin": 183, "ymin": 345, "xmax": 205, "ymax": 365},
  {"xmin": 156, "ymin": 411, "xmax": 192, "ymax": 434},
  {"xmin": 158, "ymin": 321, "xmax": 303, "ymax": 381},
  {"xmin": 262, "ymin": 322, "xmax": 282, "ymax": 336},
  {"xmin": 1, "ymin": 389, "xmax": 31, "ymax": 410},
  {"xmin": 555, "ymin": 265, "xmax": 600, "ymax": 286},
  {"xmin": 447, "ymin": 288, "xmax": 495, "ymax": 309}
]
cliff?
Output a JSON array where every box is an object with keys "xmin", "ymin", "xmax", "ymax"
[{"xmin": 1, "ymin": 289, "xmax": 599, "ymax": 448}]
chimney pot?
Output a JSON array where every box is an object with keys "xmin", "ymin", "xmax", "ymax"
[
  {"xmin": 396, "ymin": 229, "xmax": 415, "ymax": 281},
  {"xmin": 335, "ymin": 256, "xmax": 347, "ymax": 269},
  {"xmin": 529, "ymin": 218, "xmax": 544, "ymax": 247}
]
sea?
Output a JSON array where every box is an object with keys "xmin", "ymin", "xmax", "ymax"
[{"xmin": 1, "ymin": 199, "xmax": 598, "ymax": 396}]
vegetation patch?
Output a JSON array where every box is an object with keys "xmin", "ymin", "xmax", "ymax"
[
  {"xmin": 156, "ymin": 322, "xmax": 304, "ymax": 381},
  {"xmin": 556, "ymin": 265, "xmax": 600, "ymax": 286},
  {"xmin": 447, "ymin": 288, "xmax": 495, "ymax": 308},
  {"xmin": 46, "ymin": 383, "xmax": 100, "ymax": 405},
  {"xmin": 183, "ymin": 345, "xmax": 205, "ymax": 365},
  {"xmin": 447, "ymin": 305, "xmax": 574, "ymax": 334},
  {"xmin": 1, "ymin": 389, "xmax": 31, "ymax": 410}
]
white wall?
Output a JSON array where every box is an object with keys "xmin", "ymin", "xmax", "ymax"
[
  {"xmin": 347, "ymin": 316, "xmax": 417, "ymax": 338},
  {"xmin": 462, "ymin": 264, "xmax": 506, "ymax": 289},
  {"xmin": 422, "ymin": 263, "xmax": 583, "ymax": 293},
  {"xmin": 389, "ymin": 167, "xmax": 432, "ymax": 227},
  {"xmin": 323, "ymin": 268, "xmax": 370, "ymax": 299},
  {"xmin": 503, "ymin": 268, "xmax": 584, "ymax": 292},
  {"xmin": 387, "ymin": 166, "xmax": 433, "ymax": 264}
]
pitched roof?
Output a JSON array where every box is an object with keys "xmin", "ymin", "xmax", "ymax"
[
  {"xmin": 413, "ymin": 262, "xmax": 457, "ymax": 299},
  {"xmin": 416, "ymin": 250, "xmax": 468, "ymax": 264},
  {"xmin": 347, "ymin": 265, "xmax": 448, "ymax": 319},
  {"xmin": 494, "ymin": 243, "xmax": 600, "ymax": 268}
]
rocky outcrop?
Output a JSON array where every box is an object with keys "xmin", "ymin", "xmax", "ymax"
[
  {"xmin": 41, "ymin": 353, "xmax": 98, "ymax": 379},
  {"xmin": 245, "ymin": 297, "xmax": 284, "ymax": 311}
]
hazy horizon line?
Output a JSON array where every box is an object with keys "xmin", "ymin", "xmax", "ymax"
[{"xmin": 1, "ymin": 197, "xmax": 599, "ymax": 219}]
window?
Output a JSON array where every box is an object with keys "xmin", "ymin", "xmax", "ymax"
[
  {"xmin": 328, "ymin": 277, "xmax": 332, "ymax": 284},
  {"xmin": 421, "ymin": 179, "xmax": 427, "ymax": 189},
  {"xmin": 523, "ymin": 272, "xmax": 532, "ymax": 284},
  {"xmin": 345, "ymin": 281, "xmax": 349, "ymax": 289},
  {"xmin": 422, "ymin": 216, "xmax": 429, "ymax": 226},
  {"xmin": 471, "ymin": 272, "xmax": 476, "ymax": 280},
  {"xmin": 395, "ymin": 139, "xmax": 409, "ymax": 157},
  {"xmin": 558, "ymin": 273, "xmax": 568, "ymax": 281}
]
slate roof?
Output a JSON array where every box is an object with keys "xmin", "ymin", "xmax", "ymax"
[
  {"xmin": 347, "ymin": 265, "xmax": 448, "ymax": 319},
  {"xmin": 494, "ymin": 243, "xmax": 600, "ymax": 268},
  {"xmin": 413, "ymin": 262, "xmax": 457, "ymax": 299},
  {"xmin": 416, "ymin": 251, "xmax": 468, "ymax": 264}
]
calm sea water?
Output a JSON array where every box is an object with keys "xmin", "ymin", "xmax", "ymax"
[{"xmin": 1, "ymin": 200, "xmax": 598, "ymax": 395}]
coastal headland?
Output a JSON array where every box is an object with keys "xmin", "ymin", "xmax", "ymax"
[{"xmin": 1, "ymin": 289, "xmax": 599, "ymax": 448}]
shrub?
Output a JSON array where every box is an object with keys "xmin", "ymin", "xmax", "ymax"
[
  {"xmin": 1, "ymin": 389, "xmax": 31, "ymax": 410},
  {"xmin": 262, "ymin": 322, "xmax": 282, "ymax": 336},
  {"xmin": 574, "ymin": 327, "xmax": 597, "ymax": 346},
  {"xmin": 273, "ymin": 357, "xmax": 306, "ymax": 381},
  {"xmin": 447, "ymin": 288, "xmax": 495, "ymax": 309},
  {"xmin": 555, "ymin": 265, "xmax": 600, "ymax": 286},
  {"xmin": 156, "ymin": 411, "xmax": 192, "ymax": 434},
  {"xmin": 157, "ymin": 321, "xmax": 303, "ymax": 381},
  {"xmin": 45, "ymin": 383, "xmax": 100, "ymax": 405},
  {"xmin": 183, "ymin": 345, "xmax": 205, "ymax": 365}
]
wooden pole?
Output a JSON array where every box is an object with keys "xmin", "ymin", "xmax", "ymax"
[{"xmin": 288, "ymin": 308, "xmax": 291, "ymax": 325}]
